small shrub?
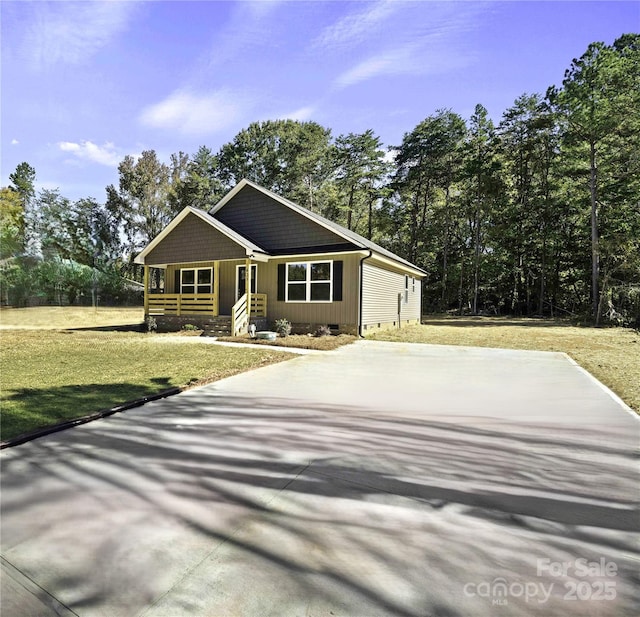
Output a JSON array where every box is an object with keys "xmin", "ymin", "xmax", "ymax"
[
  {"xmin": 315, "ymin": 324, "xmax": 332, "ymax": 337},
  {"xmin": 146, "ymin": 316, "xmax": 157, "ymax": 333},
  {"xmin": 274, "ymin": 318, "xmax": 291, "ymax": 338},
  {"xmin": 182, "ymin": 323, "xmax": 199, "ymax": 331}
]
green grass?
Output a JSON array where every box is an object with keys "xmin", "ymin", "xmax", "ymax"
[
  {"xmin": 0, "ymin": 306, "xmax": 144, "ymax": 329},
  {"xmin": 0, "ymin": 329, "xmax": 293, "ymax": 441},
  {"xmin": 368, "ymin": 316, "xmax": 640, "ymax": 413}
]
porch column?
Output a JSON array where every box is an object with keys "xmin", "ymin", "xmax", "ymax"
[
  {"xmin": 245, "ymin": 257, "xmax": 252, "ymax": 321},
  {"xmin": 143, "ymin": 265, "xmax": 149, "ymax": 315},
  {"xmin": 214, "ymin": 261, "xmax": 220, "ymax": 316}
]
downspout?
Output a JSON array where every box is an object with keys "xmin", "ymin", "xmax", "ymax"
[{"xmin": 358, "ymin": 250, "xmax": 373, "ymax": 338}]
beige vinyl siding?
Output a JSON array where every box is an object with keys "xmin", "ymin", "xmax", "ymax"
[
  {"xmin": 145, "ymin": 213, "xmax": 247, "ymax": 265},
  {"xmin": 218, "ymin": 261, "xmax": 238, "ymax": 315},
  {"xmin": 362, "ymin": 261, "xmax": 421, "ymax": 331},
  {"xmin": 260, "ymin": 254, "xmax": 360, "ymax": 329}
]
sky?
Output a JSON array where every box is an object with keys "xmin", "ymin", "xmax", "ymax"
[{"xmin": 2, "ymin": 0, "xmax": 638, "ymax": 202}]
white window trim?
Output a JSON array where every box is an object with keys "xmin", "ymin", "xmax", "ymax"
[
  {"xmin": 180, "ymin": 267, "xmax": 213, "ymax": 294},
  {"xmin": 285, "ymin": 260, "xmax": 333, "ymax": 303}
]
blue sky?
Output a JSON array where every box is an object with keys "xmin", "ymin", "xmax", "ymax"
[{"xmin": 2, "ymin": 0, "xmax": 638, "ymax": 202}]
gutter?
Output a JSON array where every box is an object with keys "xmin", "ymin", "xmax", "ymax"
[{"xmin": 358, "ymin": 250, "xmax": 373, "ymax": 337}]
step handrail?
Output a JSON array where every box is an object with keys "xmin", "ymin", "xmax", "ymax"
[{"xmin": 231, "ymin": 293, "xmax": 248, "ymax": 336}]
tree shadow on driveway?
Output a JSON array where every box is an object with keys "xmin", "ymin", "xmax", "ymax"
[{"xmin": 1, "ymin": 388, "xmax": 639, "ymax": 617}]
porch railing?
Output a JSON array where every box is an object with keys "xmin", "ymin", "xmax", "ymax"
[
  {"xmin": 148, "ymin": 293, "xmax": 217, "ymax": 316},
  {"xmin": 231, "ymin": 293, "xmax": 267, "ymax": 336},
  {"xmin": 251, "ymin": 293, "xmax": 267, "ymax": 317}
]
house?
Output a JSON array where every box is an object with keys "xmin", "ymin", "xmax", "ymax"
[{"xmin": 135, "ymin": 179, "xmax": 425, "ymax": 336}]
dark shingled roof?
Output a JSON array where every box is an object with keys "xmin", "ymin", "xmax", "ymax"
[{"xmin": 213, "ymin": 179, "xmax": 425, "ymax": 274}]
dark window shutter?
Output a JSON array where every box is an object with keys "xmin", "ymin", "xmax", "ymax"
[
  {"xmin": 174, "ymin": 269, "xmax": 180, "ymax": 294},
  {"xmin": 277, "ymin": 264, "xmax": 286, "ymax": 301},
  {"xmin": 333, "ymin": 260, "xmax": 343, "ymax": 301}
]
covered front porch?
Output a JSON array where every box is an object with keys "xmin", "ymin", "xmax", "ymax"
[
  {"xmin": 135, "ymin": 205, "xmax": 272, "ymax": 335},
  {"xmin": 142, "ymin": 258, "xmax": 267, "ymax": 335}
]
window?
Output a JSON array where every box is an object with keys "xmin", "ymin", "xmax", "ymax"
[
  {"xmin": 404, "ymin": 276, "xmax": 409, "ymax": 303},
  {"xmin": 180, "ymin": 268, "xmax": 212, "ymax": 294},
  {"xmin": 286, "ymin": 261, "xmax": 332, "ymax": 302}
]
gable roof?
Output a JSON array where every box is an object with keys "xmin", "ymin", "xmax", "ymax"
[
  {"xmin": 135, "ymin": 180, "xmax": 425, "ymax": 276},
  {"xmin": 134, "ymin": 205, "xmax": 268, "ymax": 265},
  {"xmin": 211, "ymin": 179, "xmax": 426, "ymax": 274}
]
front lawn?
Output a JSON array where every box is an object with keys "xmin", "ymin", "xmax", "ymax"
[
  {"xmin": 0, "ymin": 306, "xmax": 144, "ymax": 329},
  {"xmin": 368, "ymin": 317, "xmax": 640, "ymax": 413},
  {"xmin": 0, "ymin": 330, "xmax": 293, "ymax": 442}
]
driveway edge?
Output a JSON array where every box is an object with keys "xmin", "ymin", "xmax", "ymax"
[
  {"xmin": 560, "ymin": 352, "xmax": 639, "ymax": 419},
  {"xmin": 0, "ymin": 387, "xmax": 182, "ymax": 450}
]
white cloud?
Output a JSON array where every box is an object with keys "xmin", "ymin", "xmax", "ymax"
[
  {"xmin": 279, "ymin": 106, "xmax": 317, "ymax": 122},
  {"xmin": 139, "ymin": 89, "xmax": 248, "ymax": 136},
  {"xmin": 335, "ymin": 45, "xmax": 420, "ymax": 88},
  {"xmin": 313, "ymin": 1, "xmax": 400, "ymax": 50},
  {"xmin": 11, "ymin": 139, "xmax": 19, "ymax": 145},
  {"xmin": 245, "ymin": 0, "xmax": 286, "ymax": 20},
  {"xmin": 321, "ymin": 1, "xmax": 486, "ymax": 89},
  {"xmin": 24, "ymin": 1, "xmax": 137, "ymax": 69},
  {"xmin": 58, "ymin": 141, "xmax": 121, "ymax": 167}
]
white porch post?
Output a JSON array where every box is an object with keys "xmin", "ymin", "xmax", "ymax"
[
  {"xmin": 245, "ymin": 257, "xmax": 252, "ymax": 321},
  {"xmin": 143, "ymin": 265, "xmax": 149, "ymax": 315},
  {"xmin": 214, "ymin": 261, "xmax": 220, "ymax": 316}
]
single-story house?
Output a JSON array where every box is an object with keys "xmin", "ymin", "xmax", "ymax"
[{"xmin": 135, "ymin": 179, "xmax": 425, "ymax": 336}]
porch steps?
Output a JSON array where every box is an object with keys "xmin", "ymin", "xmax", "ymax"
[{"xmin": 202, "ymin": 316, "xmax": 232, "ymax": 337}]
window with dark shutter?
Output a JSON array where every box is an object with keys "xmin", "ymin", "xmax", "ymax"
[
  {"xmin": 279, "ymin": 260, "xmax": 337, "ymax": 302},
  {"xmin": 277, "ymin": 263, "xmax": 286, "ymax": 301},
  {"xmin": 333, "ymin": 260, "xmax": 343, "ymax": 301}
]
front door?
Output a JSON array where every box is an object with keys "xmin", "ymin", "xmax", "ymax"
[{"xmin": 236, "ymin": 264, "xmax": 257, "ymax": 300}]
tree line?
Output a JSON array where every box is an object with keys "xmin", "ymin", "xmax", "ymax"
[{"xmin": 1, "ymin": 35, "xmax": 638, "ymax": 323}]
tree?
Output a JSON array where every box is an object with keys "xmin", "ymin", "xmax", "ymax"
[
  {"xmin": 169, "ymin": 146, "xmax": 224, "ymax": 212},
  {"xmin": 216, "ymin": 120, "xmax": 333, "ymax": 211},
  {"xmin": 35, "ymin": 189, "xmax": 73, "ymax": 260},
  {"xmin": 391, "ymin": 111, "xmax": 463, "ymax": 265},
  {"xmin": 497, "ymin": 94, "xmax": 562, "ymax": 315},
  {"xmin": 549, "ymin": 34, "xmax": 640, "ymax": 321},
  {"xmin": 8, "ymin": 162, "xmax": 36, "ymax": 255},
  {"xmin": 461, "ymin": 104, "xmax": 503, "ymax": 314},
  {"xmin": 424, "ymin": 112, "xmax": 467, "ymax": 310},
  {"xmin": 332, "ymin": 130, "xmax": 388, "ymax": 237},
  {"xmin": 106, "ymin": 150, "xmax": 173, "ymax": 257},
  {"xmin": 0, "ymin": 188, "xmax": 25, "ymax": 259},
  {"xmin": 9, "ymin": 162, "xmax": 35, "ymax": 204},
  {"xmin": 35, "ymin": 190, "xmax": 120, "ymax": 264}
]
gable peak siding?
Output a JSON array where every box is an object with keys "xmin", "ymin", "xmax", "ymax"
[
  {"xmin": 145, "ymin": 213, "xmax": 247, "ymax": 265},
  {"xmin": 215, "ymin": 185, "xmax": 353, "ymax": 253}
]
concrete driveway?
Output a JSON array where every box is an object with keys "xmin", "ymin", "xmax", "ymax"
[{"xmin": 1, "ymin": 340, "xmax": 638, "ymax": 617}]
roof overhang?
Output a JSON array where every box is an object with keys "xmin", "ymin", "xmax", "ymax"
[{"xmin": 367, "ymin": 253, "xmax": 426, "ymax": 278}]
